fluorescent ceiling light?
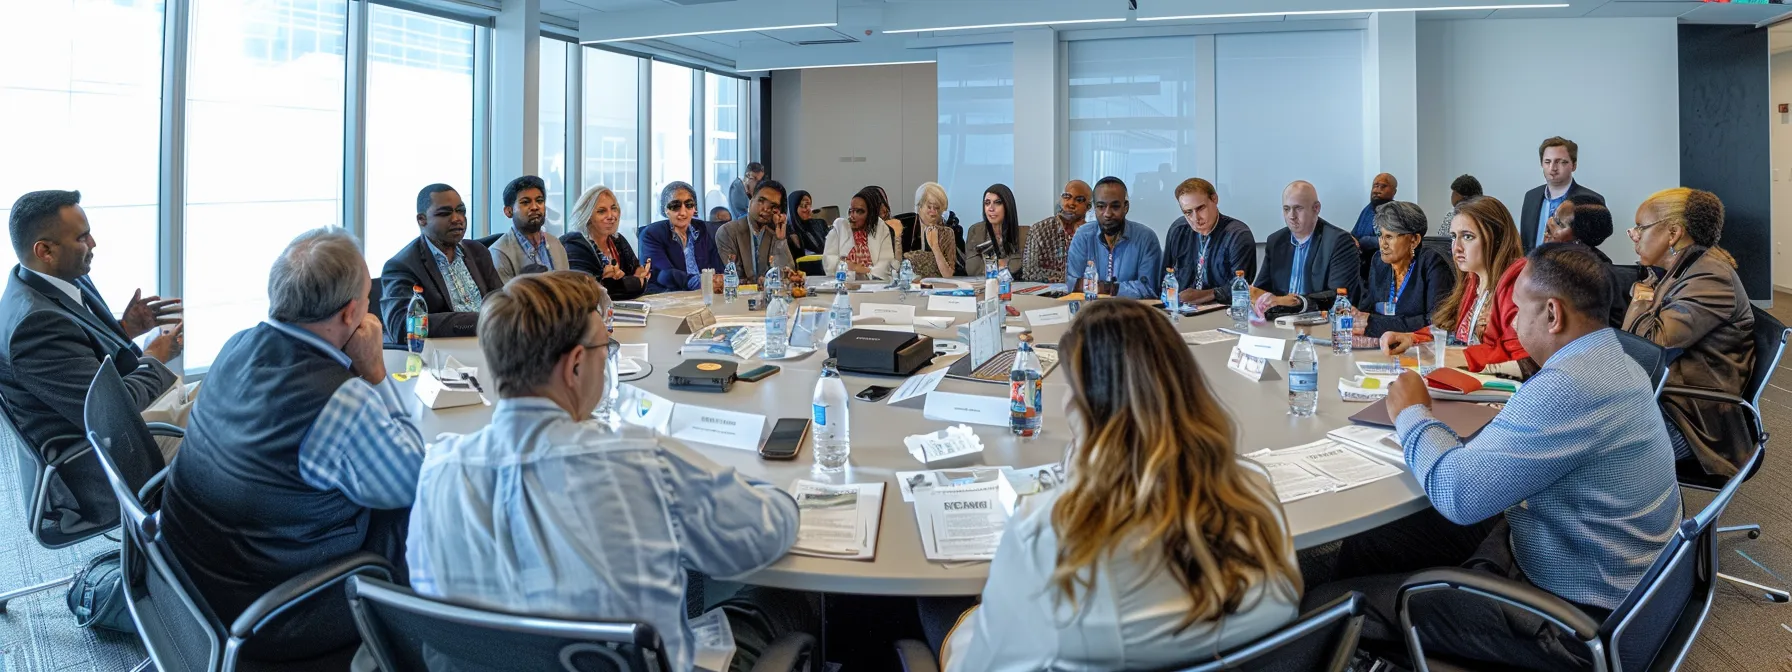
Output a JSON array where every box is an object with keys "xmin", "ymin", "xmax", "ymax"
[
  {"xmin": 1139, "ymin": 4, "xmax": 1568, "ymax": 21},
  {"xmin": 766, "ymin": 59, "xmax": 939, "ymax": 71},
  {"xmin": 883, "ymin": 18, "xmax": 1125, "ymax": 34},
  {"xmin": 592, "ymin": 22, "xmax": 837, "ymax": 43}
]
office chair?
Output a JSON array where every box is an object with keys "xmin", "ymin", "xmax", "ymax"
[
  {"xmin": 84, "ymin": 357, "xmax": 393, "ymax": 672},
  {"xmin": 348, "ymin": 576, "xmax": 818, "ymax": 672}
]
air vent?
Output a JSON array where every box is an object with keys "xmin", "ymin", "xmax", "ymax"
[{"xmin": 794, "ymin": 37, "xmax": 860, "ymax": 45}]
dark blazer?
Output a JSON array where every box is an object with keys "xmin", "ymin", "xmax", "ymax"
[
  {"xmin": 0, "ymin": 266, "xmax": 175, "ymax": 534},
  {"xmin": 1164, "ymin": 214, "xmax": 1257, "ymax": 304},
  {"xmin": 1362, "ymin": 246, "xmax": 1456, "ymax": 338},
  {"xmin": 379, "ymin": 237, "xmax": 502, "ymax": 343},
  {"xmin": 639, "ymin": 219, "xmax": 722, "ymax": 294},
  {"xmin": 1519, "ymin": 181, "xmax": 1602, "ymax": 252},
  {"xmin": 1254, "ymin": 218, "xmax": 1362, "ymax": 309},
  {"xmin": 562, "ymin": 230, "xmax": 646, "ymax": 301}
]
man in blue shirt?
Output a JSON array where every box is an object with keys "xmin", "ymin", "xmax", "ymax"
[
  {"xmin": 1519, "ymin": 137, "xmax": 1602, "ymax": 252},
  {"xmin": 1305, "ymin": 244, "xmax": 1680, "ymax": 670},
  {"xmin": 1350, "ymin": 173, "xmax": 1397, "ymax": 281},
  {"xmin": 1065, "ymin": 176, "xmax": 1162, "ymax": 299}
]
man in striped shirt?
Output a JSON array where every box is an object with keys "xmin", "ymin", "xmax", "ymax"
[{"xmin": 1305, "ymin": 243, "xmax": 1681, "ymax": 670}]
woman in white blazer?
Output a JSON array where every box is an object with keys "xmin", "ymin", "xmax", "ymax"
[{"xmin": 824, "ymin": 186, "xmax": 900, "ymax": 281}]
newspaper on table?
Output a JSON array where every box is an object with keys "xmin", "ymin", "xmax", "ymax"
[
  {"xmin": 689, "ymin": 606, "xmax": 736, "ymax": 672},
  {"xmin": 788, "ymin": 480, "xmax": 884, "ymax": 560},
  {"xmin": 1326, "ymin": 425, "xmax": 1406, "ymax": 465},
  {"xmin": 1246, "ymin": 439, "xmax": 1403, "ymax": 504},
  {"xmin": 912, "ymin": 478, "xmax": 1018, "ymax": 562},
  {"xmin": 895, "ymin": 462, "xmax": 1066, "ymax": 503}
]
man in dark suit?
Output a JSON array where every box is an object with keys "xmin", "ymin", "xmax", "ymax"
[
  {"xmin": 1519, "ymin": 136, "xmax": 1603, "ymax": 252},
  {"xmin": 1254, "ymin": 180, "xmax": 1362, "ymax": 312},
  {"xmin": 0, "ymin": 189, "xmax": 183, "ymax": 534},
  {"xmin": 380, "ymin": 184, "xmax": 502, "ymax": 343}
]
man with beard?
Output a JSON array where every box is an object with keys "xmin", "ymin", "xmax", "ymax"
[
  {"xmin": 1064, "ymin": 176, "xmax": 1162, "ymax": 299},
  {"xmin": 381, "ymin": 183, "xmax": 502, "ymax": 342},
  {"xmin": 1021, "ymin": 179, "xmax": 1092, "ymax": 285},
  {"xmin": 490, "ymin": 175, "xmax": 568, "ymax": 283},
  {"xmin": 1351, "ymin": 173, "xmax": 1397, "ymax": 281},
  {"xmin": 716, "ymin": 178, "xmax": 794, "ymax": 283}
]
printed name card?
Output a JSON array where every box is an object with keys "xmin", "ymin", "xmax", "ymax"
[
  {"xmin": 927, "ymin": 295, "xmax": 978, "ymax": 314},
  {"xmin": 668, "ymin": 405, "xmax": 766, "ymax": 452},
  {"xmin": 618, "ymin": 386, "xmax": 675, "ymax": 433},
  {"xmin": 922, "ymin": 391, "xmax": 1010, "ymax": 428},
  {"xmin": 677, "ymin": 308, "xmax": 717, "ymax": 335},
  {"xmin": 1024, "ymin": 305, "xmax": 1072, "ymax": 327},
  {"xmin": 858, "ymin": 303, "xmax": 917, "ymax": 325},
  {"xmin": 1237, "ymin": 333, "xmax": 1288, "ymax": 360},
  {"xmin": 1227, "ymin": 347, "xmax": 1272, "ymax": 382}
]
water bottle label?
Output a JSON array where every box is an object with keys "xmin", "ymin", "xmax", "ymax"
[
  {"xmin": 812, "ymin": 403, "xmax": 827, "ymax": 427},
  {"xmin": 1289, "ymin": 370, "xmax": 1318, "ymax": 392},
  {"xmin": 1337, "ymin": 316, "xmax": 1353, "ymax": 331},
  {"xmin": 1009, "ymin": 380, "xmax": 1042, "ymax": 414}
]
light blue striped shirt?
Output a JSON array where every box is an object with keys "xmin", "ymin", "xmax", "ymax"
[
  {"xmin": 1395, "ymin": 328, "xmax": 1681, "ymax": 609},
  {"xmin": 1289, "ymin": 234, "xmax": 1312, "ymax": 296},
  {"xmin": 407, "ymin": 397, "xmax": 799, "ymax": 672},
  {"xmin": 262, "ymin": 320, "xmax": 426, "ymax": 510}
]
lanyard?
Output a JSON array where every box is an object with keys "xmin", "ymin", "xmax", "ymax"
[
  {"xmin": 1193, "ymin": 234, "xmax": 1211, "ymax": 290},
  {"xmin": 1388, "ymin": 262, "xmax": 1415, "ymax": 306},
  {"xmin": 1104, "ymin": 236, "xmax": 1123, "ymax": 281}
]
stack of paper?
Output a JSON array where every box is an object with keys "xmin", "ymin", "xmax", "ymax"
[
  {"xmin": 789, "ymin": 480, "xmax": 884, "ymax": 560},
  {"xmin": 1327, "ymin": 425, "xmax": 1405, "ymax": 465},
  {"xmin": 904, "ymin": 425, "xmax": 986, "ymax": 464},
  {"xmin": 912, "ymin": 478, "xmax": 1018, "ymax": 562},
  {"xmin": 678, "ymin": 324, "xmax": 765, "ymax": 360},
  {"xmin": 895, "ymin": 463, "xmax": 1068, "ymax": 501},
  {"xmin": 612, "ymin": 300, "xmax": 650, "ymax": 327},
  {"xmin": 1246, "ymin": 440, "xmax": 1403, "ymax": 504}
]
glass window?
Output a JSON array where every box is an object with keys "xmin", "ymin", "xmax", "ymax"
[
  {"xmin": 583, "ymin": 48, "xmax": 639, "ymax": 235},
  {"xmin": 184, "ymin": 0, "xmax": 347, "ymax": 368},
  {"xmin": 1067, "ymin": 36, "xmax": 1197, "ymax": 238},
  {"xmin": 539, "ymin": 38, "xmax": 568, "ymax": 233},
  {"xmin": 1215, "ymin": 30, "xmax": 1365, "ymax": 242},
  {"xmin": 704, "ymin": 73, "xmax": 744, "ymax": 214},
  {"xmin": 650, "ymin": 61, "xmax": 694, "ymax": 216},
  {"xmin": 363, "ymin": 4, "xmax": 475, "ymax": 267},
  {"xmin": 937, "ymin": 44, "xmax": 1014, "ymax": 229},
  {"xmin": 0, "ymin": 0, "xmax": 163, "ymax": 313}
]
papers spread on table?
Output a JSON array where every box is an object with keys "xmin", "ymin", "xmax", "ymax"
[
  {"xmin": 895, "ymin": 462, "xmax": 1067, "ymax": 503},
  {"xmin": 1327, "ymin": 425, "xmax": 1405, "ymax": 465},
  {"xmin": 689, "ymin": 607, "xmax": 736, "ymax": 672},
  {"xmin": 887, "ymin": 369, "xmax": 947, "ymax": 406},
  {"xmin": 1183, "ymin": 329, "xmax": 1241, "ymax": 346},
  {"xmin": 912, "ymin": 478, "xmax": 1018, "ymax": 562},
  {"xmin": 788, "ymin": 480, "xmax": 884, "ymax": 560},
  {"xmin": 1246, "ymin": 439, "xmax": 1402, "ymax": 504},
  {"xmin": 638, "ymin": 292, "xmax": 712, "ymax": 319},
  {"xmin": 679, "ymin": 324, "xmax": 765, "ymax": 360},
  {"xmin": 612, "ymin": 300, "xmax": 650, "ymax": 327},
  {"xmin": 904, "ymin": 424, "xmax": 986, "ymax": 465}
]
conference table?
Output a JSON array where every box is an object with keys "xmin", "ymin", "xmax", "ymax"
[{"xmin": 384, "ymin": 284, "xmax": 1431, "ymax": 598}]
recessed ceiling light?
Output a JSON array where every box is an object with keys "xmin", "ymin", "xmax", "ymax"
[
  {"xmin": 1139, "ymin": 4, "xmax": 1569, "ymax": 21},
  {"xmin": 882, "ymin": 18, "xmax": 1126, "ymax": 34}
]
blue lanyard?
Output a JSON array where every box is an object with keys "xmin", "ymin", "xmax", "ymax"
[{"xmin": 1388, "ymin": 262, "xmax": 1415, "ymax": 306}]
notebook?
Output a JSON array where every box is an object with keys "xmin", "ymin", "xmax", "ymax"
[{"xmin": 1348, "ymin": 399, "xmax": 1502, "ymax": 439}]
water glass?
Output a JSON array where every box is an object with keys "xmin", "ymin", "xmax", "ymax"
[{"xmin": 701, "ymin": 269, "xmax": 715, "ymax": 305}]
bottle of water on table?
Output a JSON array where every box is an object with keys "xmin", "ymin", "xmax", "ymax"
[
  {"xmin": 812, "ymin": 359, "xmax": 851, "ymax": 472},
  {"xmin": 1009, "ymin": 332, "xmax": 1043, "ymax": 437},
  {"xmin": 1082, "ymin": 260, "xmax": 1100, "ymax": 300},
  {"xmin": 997, "ymin": 265, "xmax": 1013, "ymax": 306},
  {"xmin": 764, "ymin": 292, "xmax": 789, "ymax": 359},
  {"xmin": 829, "ymin": 287, "xmax": 852, "ymax": 339},
  {"xmin": 722, "ymin": 258, "xmax": 740, "ymax": 303},
  {"xmin": 1229, "ymin": 271, "xmax": 1250, "ymax": 329},
  {"xmin": 405, "ymin": 285, "xmax": 427, "ymax": 378},
  {"xmin": 1161, "ymin": 268, "xmax": 1181, "ymax": 324},
  {"xmin": 1331, "ymin": 288, "xmax": 1354, "ymax": 355},
  {"xmin": 835, "ymin": 259, "xmax": 849, "ymax": 286},
  {"xmin": 897, "ymin": 259, "xmax": 915, "ymax": 299},
  {"xmin": 1289, "ymin": 334, "xmax": 1318, "ymax": 417}
]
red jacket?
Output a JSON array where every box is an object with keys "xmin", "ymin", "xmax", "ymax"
[{"xmin": 1413, "ymin": 258, "xmax": 1529, "ymax": 372}]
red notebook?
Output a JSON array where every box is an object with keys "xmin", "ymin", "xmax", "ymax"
[{"xmin": 1425, "ymin": 368, "xmax": 1484, "ymax": 394}]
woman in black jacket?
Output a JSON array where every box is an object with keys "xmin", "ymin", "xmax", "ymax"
[
  {"xmin": 1356, "ymin": 201, "xmax": 1455, "ymax": 339},
  {"xmin": 561, "ymin": 184, "xmax": 650, "ymax": 300}
]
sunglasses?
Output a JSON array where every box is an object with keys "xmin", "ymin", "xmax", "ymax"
[{"xmin": 665, "ymin": 200, "xmax": 697, "ymax": 212}]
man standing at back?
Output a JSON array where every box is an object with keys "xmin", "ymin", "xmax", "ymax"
[
  {"xmin": 1520, "ymin": 137, "xmax": 1603, "ymax": 251},
  {"xmin": 489, "ymin": 175, "xmax": 567, "ymax": 282},
  {"xmin": 381, "ymin": 183, "xmax": 502, "ymax": 342},
  {"xmin": 728, "ymin": 162, "xmax": 766, "ymax": 220},
  {"xmin": 1253, "ymin": 181, "xmax": 1360, "ymax": 313},
  {"xmin": 1021, "ymin": 180, "xmax": 1092, "ymax": 284},
  {"xmin": 162, "ymin": 228, "xmax": 426, "ymax": 663},
  {"xmin": 1065, "ymin": 177, "xmax": 1162, "ymax": 299}
]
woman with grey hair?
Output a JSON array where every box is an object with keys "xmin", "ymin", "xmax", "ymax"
[
  {"xmin": 638, "ymin": 180, "xmax": 721, "ymax": 293},
  {"xmin": 1356, "ymin": 201, "xmax": 1455, "ymax": 338},
  {"xmin": 563, "ymin": 184, "xmax": 650, "ymax": 300}
]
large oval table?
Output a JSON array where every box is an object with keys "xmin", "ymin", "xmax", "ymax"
[{"xmin": 386, "ymin": 286, "xmax": 1430, "ymax": 597}]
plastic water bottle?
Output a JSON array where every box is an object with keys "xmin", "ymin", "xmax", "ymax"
[
  {"xmin": 764, "ymin": 291, "xmax": 789, "ymax": 359},
  {"xmin": 1161, "ymin": 268, "xmax": 1181, "ymax": 324},
  {"xmin": 1009, "ymin": 332, "xmax": 1043, "ymax": 437},
  {"xmin": 405, "ymin": 285, "xmax": 427, "ymax": 377},
  {"xmin": 985, "ymin": 261, "xmax": 997, "ymax": 280},
  {"xmin": 1229, "ymin": 270, "xmax": 1250, "ymax": 329},
  {"xmin": 997, "ymin": 265, "xmax": 1013, "ymax": 305},
  {"xmin": 835, "ymin": 259, "xmax": 849, "ymax": 285},
  {"xmin": 897, "ymin": 259, "xmax": 915, "ymax": 298},
  {"xmin": 765, "ymin": 265, "xmax": 785, "ymax": 299},
  {"xmin": 596, "ymin": 304, "xmax": 619, "ymax": 425},
  {"xmin": 1330, "ymin": 288, "xmax": 1354, "ymax": 355},
  {"xmin": 1082, "ymin": 260, "xmax": 1099, "ymax": 300},
  {"xmin": 1289, "ymin": 334, "xmax": 1318, "ymax": 417},
  {"xmin": 812, "ymin": 359, "xmax": 851, "ymax": 472},
  {"xmin": 829, "ymin": 287, "xmax": 853, "ymax": 338},
  {"xmin": 723, "ymin": 258, "xmax": 740, "ymax": 303}
]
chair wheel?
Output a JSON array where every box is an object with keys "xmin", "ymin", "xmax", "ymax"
[
  {"xmin": 1769, "ymin": 592, "xmax": 1790, "ymax": 604},
  {"xmin": 1749, "ymin": 530, "xmax": 1762, "ymax": 539}
]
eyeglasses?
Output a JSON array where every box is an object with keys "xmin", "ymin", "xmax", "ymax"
[
  {"xmin": 1060, "ymin": 194, "xmax": 1089, "ymax": 204},
  {"xmin": 665, "ymin": 200, "xmax": 697, "ymax": 212},
  {"xmin": 578, "ymin": 338, "xmax": 619, "ymax": 354},
  {"xmin": 1630, "ymin": 219, "xmax": 1668, "ymax": 233}
]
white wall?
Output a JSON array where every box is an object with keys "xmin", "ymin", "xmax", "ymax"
[
  {"xmin": 1773, "ymin": 49, "xmax": 1792, "ymax": 291},
  {"xmin": 1416, "ymin": 17, "xmax": 1680, "ymax": 262},
  {"xmin": 767, "ymin": 63, "xmax": 939, "ymax": 217}
]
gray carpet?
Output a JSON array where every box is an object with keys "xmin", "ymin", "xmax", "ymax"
[{"xmin": 7, "ymin": 300, "xmax": 1792, "ymax": 671}]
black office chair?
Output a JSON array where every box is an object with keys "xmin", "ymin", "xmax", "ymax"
[
  {"xmin": 1419, "ymin": 237, "xmax": 1452, "ymax": 260},
  {"xmin": 347, "ymin": 576, "xmax": 818, "ymax": 672},
  {"xmin": 1396, "ymin": 446, "xmax": 1752, "ymax": 672},
  {"xmin": 84, "ymin": 357, "xmax": 393, "ymax": 672},
  {"xmin": 892, "ymin": 592, "xmax": 1365, "ymax": 672},
  {"xmin": 475, "ymin": 233, "xmax": 504, "ymax": 249},
  {"xmin": 1612, "ymin": 329, "xmax": 1670, "ymax": 398}
]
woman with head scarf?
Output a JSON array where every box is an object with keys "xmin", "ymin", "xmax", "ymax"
[
  {"xmin": 1354, "ymin": 201, "xmax": 1455, "ymax": 339},
  {"xmin": 965, "ymin": 184, "xmax": 1022, "ymax": 278},
  {"xmin": 784, "ymin": 190, "xmax": 828, "ymax": 258}
]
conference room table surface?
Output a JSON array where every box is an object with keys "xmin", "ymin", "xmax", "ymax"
[{"xmin": 385, "ymin": 286, "xmax": 1432, "ymax": 597}]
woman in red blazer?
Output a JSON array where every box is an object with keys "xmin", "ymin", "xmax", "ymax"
[{"xmin": 1381, "ymin": 196, "xmax": 1535, "ymax": 379}]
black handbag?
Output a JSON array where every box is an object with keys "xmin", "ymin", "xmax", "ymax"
[{"xmin": 67, "ymin": 548, "xmax": 134, "ymax": 633}]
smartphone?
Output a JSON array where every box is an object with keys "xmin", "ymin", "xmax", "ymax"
[
  {"xmin": 759, "ymin": 418, "xmax": 810, "ymax": 460},
  {"xmin": 739, "ymin": 364, "xmax": 781, "ymax": 382},
  {"xmin": 855, "ymin": 385, "xmax": 895, "ymax": 402}
]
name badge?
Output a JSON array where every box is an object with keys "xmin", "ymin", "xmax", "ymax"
[
  {"xmin": 668, "ymin": 405, "xmax": 766, "ymax": 452},
  {"xmin": 1024, "ymin": 305, "xmax": 1073, "ymax": 326},
  {"xmin": 922, "ymin": 391, "xmax": 1011, "ymax": 428},
  {"xmin": 1237, "ymin": 333, "xmax": 1287, "ymax": 360}
]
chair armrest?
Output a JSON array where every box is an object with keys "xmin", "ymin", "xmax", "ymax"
[
  {"xmin": 37, "ymin": 434, "xmax": 90, "ymax": 467},
  {"xmin": 229, "ymin": 551, "xmax": 394, "ymax": 640},
  {"xmin": 893, "ymin": 639, "xmax": 940, "ymax": 672},
  {"xmin": 749, "ymin": 631, "xmax": 817, "ymax": 672},
  {"xmin": 145, "ymin": 423, "xmax": 185, "ymax": 438},
  {"xmin": 1397, "ymin": 568, "xmax": 1601, "ymax": 640},
  {"xmin": 1660, "ymin": 385, "xmax": 1765, "ymax": 443}
]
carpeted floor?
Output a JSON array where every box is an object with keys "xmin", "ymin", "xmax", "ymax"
[{"xmin": 6, "ymin": 298, "xmax": 1792, "ymax": 671}]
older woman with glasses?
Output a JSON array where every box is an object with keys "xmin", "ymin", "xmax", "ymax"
[
  {"xmin": 1353, "ymin": 201, "xmax": 1454, "ymax": 340},
  {"xmin": 638, "ymin": 181, "xmax": 722, "ymax": 294}
]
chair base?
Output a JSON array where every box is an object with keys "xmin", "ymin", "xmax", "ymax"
[
  {"xmin": 1717, "ymin": 572, "xmax": 1790, "ymax": 603},
  {"xmin": 1718, "ymin": 524, "xmax": 1762, "ymax": 540},
  {"xmin": 0, "ymin": 575, "xmax": 75, "ymax": 611}
]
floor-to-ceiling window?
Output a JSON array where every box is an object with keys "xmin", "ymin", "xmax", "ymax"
[
  {"xmin": 938, "ymin": 43, "xmax": 1015, "ymax": 228},
  {"xmin": 583, "ymin": 48, "xmax": 640, "ymax": 235},
  {"xmin": 704, "ymin": 72, "xmax": 745, "ymax": 214},
  {"xmin": 650, "ymin": 61, "xmax": 694, "ymax": 212},
  {"xmin": 539, "ymin": 37, "xmax": 568, "ymax": 233},
  {"xmin": 1067, "ymin": 36, "xmax": 1197, "ymax": 236}
]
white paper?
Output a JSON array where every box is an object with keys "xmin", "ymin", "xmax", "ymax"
[
  {"xmin": 857, "ymin": 303, "xmax": 917, "ymax": 325},
  {"xmin": 1237, "ymin": 333, "xmax": 1288, "ymax": 360},
  {"xmin": 913, "ymin": 479, "xmax": 1017, "ymax": 561},
  {"xmin": 914, "ymin": 315, "xmax": 957, "ymax": 329},
  {"xmin": 689, "ymin": 607, "xmax": 736, "ymax": 672},
  {"xmin": 1247, "ymin": 440, "xmax": 1403, "ymax": 504},
  {"xmin": 1227, "ymin": 346, "xmax": 1269, "ymax": 382},
  {"xmin": 1183, "ymin": 329, "xmax": 1240, "ymax": 346},
  {"xmin": 928, "ymin": 295, "xmax": 978, "ymax": 313},
  {"xmin": 895, "ymin": 467, "xmax": 1006, "ymax": 503},
  {"xmin": 1326, "ymin": 425, "xmax": 1406, "ymax": 465},
  {"xmin": 887, "ymin": 369, "xmax": 948, "ymax": 405},
  {"xmin": 667, "ymin": 405, "xmax": 767, "ymax": 452},
  {"xmin": 1357, "ymin": 360, "xmax": 1408, "ymax": 376},
  {"xmin": 1024, "ymin": 305, "xmax": 1073, "ymax": 327},
  {"xmin": 904, "ymin": 424, "xmax": 986, "ymax": 464},
  {"xmin": 856, "ymin": 323, "xmax": 917, "ymax": 333},
  {"xmin": 617, "ymin": 385, "xmax": 675, "ymax": 433},
  {"xmin": 789, "ymin": 480, "xmax": 883, "ymax": 560},
  {"xmin": 922, "ymin": 391, "xmax": 1011, "ymax": 428},
  {"xmin": 1003, "ymin": 463, "xmax": 1068, "ymax": 497}
]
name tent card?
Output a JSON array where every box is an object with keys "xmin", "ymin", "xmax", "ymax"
[
  {"xmin": 927, "ymin": 295, "xmax": 978, "ymax": 314},
  {"xmin": 1024, "ymin": 305, "xmax": 1072, "ymax": 327},
  {"xmin": 677, "ymin": 308, "xmax": 717, "ymax": 335},
  {"xmin": 1237, "ymin": 333, "xmax": 1288, "ymax": 360},
  {"xmin": 668, "ymin": 405, "xmax": 766, "ymax": 452},
  {"xmin": 858, "ymin": 303, "xmax": 917, "ymax": 325},
  {"xmin": 1227, "ymin": 346, "xmax": 1279, "ymax": 382},
  {"xmin": 922, "ymin": 391, "xmax": 1010, "ymax": 428}
]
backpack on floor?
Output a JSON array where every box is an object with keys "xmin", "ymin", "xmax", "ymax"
[{"xmin": 67, "ymin": 549, "xmax": 134, "ymax": 633}]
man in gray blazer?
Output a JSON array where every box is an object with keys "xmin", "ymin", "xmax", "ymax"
[
  {"xmin": 717, "ymin": 178, "xmax": 793, "ymax": 282},
  {"xmin": 490, "ymin": 175, "xmax": 568, "ymax": 283}
]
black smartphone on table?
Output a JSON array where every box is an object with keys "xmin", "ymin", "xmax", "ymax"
[
  {"xmin": 739, "ymin": 364, "xmax": 780, "ymax": 382},
  {"xmin": 759, "ymin": 418, "xmax": 810, "ymax": 460},
  {"xmin": 855, "ymin": 385, "xmax": 895, "ymax": 402}
]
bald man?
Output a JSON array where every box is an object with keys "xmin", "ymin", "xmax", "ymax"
[
  {"xmin": 1021, "ymin": 179, "xmax": 1093, "ymax": 284},
  {"xmin": 1351, "ymin": 173, "xmax": 1398, "ymax": 281},
  {"xmin": 1252, "ymin": 181, "xmax": 1361, "ymax": 312}
]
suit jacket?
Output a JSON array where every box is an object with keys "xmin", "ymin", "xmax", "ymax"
[
  {"xmin": 1254, "ymin": 218, "xmax": 1362, "ymax": 309},
  {"xmin": 1362, "ymin": 246, "xmax": 1456, "ymax": 338},
  {"xmin": 1520, "ymin": 181, "xmax": 1603, "ymax": 252},
  {"xmin": 562, "ymin": 230, "xmax": 647, "ymax": 301},
  {"xmin": 0, "ymin": 266, "xmax": 175, "ymax": 535},
  {"xmin": 716, "ymin": 218, "xmax": 795, "ymax": 282},
  {"xmin": 380, "ymin": 237, "xmax": 502, "ymax": 343},
  {"xmin": 489, "ymin": 228, "xmax": 571, "ymax": 284},
  {"xmin": 639, "ymin": 219, "xmax": 722, "ymax": 294},
  {"xmin": 1164, "ymin": 214, "xmax": 1257, "ymax": 304}
]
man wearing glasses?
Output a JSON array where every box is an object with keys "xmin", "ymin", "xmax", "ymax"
[
  {"xmin": 1021, "ymin": 179, "xmax": 1094, "ymax": 284},
  {"xmin": 1519, "ymin": 136, "xmax": 1603, "ymax": 252},
  {"xmin": 717, "ymin": 179, "xmax": 794, "ymax": 284}
]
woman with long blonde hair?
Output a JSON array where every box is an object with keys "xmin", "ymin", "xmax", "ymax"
[
  {"xmin": 562, "ymin": 184, "xmax": 650, "ymax": 300},
  {"xmin": 1382, "ymin": 195, "xmax": 1535, "ymax": 378},
  {"xmin": 941, "ymin": 299, "xmax": 1301, "ymax": 670}
]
